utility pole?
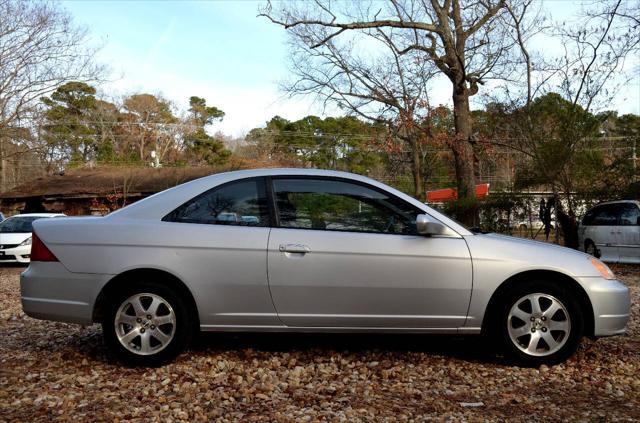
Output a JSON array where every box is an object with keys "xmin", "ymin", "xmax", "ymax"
[
  {"xmin": 0, "ymin": 135, "xmax": 5, "ymax": 193},
  {"xmin": 633, "ymin": 138, "xmax": 637, "ymax": 172}
]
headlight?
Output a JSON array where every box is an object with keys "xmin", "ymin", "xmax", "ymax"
[
  {"xmin": 590, "ymin": 257, "xmax": 615, "ymax": 280},
  {"xmin": 18, "ymin": 237, "xmax": 32, "ymax": 247}
]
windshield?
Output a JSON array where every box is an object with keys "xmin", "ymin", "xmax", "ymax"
[{"xmin": 0, "ymin": 216, "xmax": 42, "ymax": 233}]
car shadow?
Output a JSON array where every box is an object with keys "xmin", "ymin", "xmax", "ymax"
[
  {"xmin": 25, "ymin": 325, "xmax": 502, "ymax": 367},
  {"xmin": 190, "ymin": 332, "xmax": 502, "ymax": 365},
  {"xmin": 0, "ymin": 263, "xmax": 28, "ymax": 268}
]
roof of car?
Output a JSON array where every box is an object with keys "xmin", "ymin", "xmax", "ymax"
[
  {"xmin": 8, "ymin": 213, "xmax": 65, "ymax": 218},
  {"xmin": 106, "ymin": 168, "xmax": 472, "ymax": 236},
  {"xmin": 205, "ymin": 168, "xmax": 375, "ymax": 179},
  {"xmin": 592, "ymin": 200, "xmax": 640, "ymax": 207},
  {"xmin": 108, "ymin": 168, "xmax": 394, "ymax": 221}
]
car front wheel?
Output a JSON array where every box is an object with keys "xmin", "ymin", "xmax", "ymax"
[
  {"xmin": 496, "ymin": 281, "xmax": 584, "ymax": 366},
  {"xmin": 102, "ymin": 282, "xmax": 192, "ymax": 366}
]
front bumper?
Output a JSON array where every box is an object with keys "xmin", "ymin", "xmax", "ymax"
[
  {"xmin": 0, "ymin": 245, "xmax": 31, "ymax": 263},
  {"xmin": 20, "ymin": 262, "xmax": 113, "ymax": 325},
  {"xmin": 577, "ymin": 277, "xmax": 631, "ymax": 336}
]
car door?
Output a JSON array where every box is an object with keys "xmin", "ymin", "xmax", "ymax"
[
  {"xmin": 161, "ymin": 177, "xmax": 278, "ymax": 327},
  {"xmin": 266, "ymin": 177, "xmax": 472, "ymax": 329},
  {"xmin": 616, "ymin": 203, "xmax": 640, "ymax": 263},
  {"xmin": 585, "ymin": 204, "xmax": 620, "ymax": 262}
]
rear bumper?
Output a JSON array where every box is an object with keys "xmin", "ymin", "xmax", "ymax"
[
  {"xmin": 577, "ymin": 277, "xmax": 631, "ymax": 336},
  {"xmin": 20, "ymin": 262, "xmax": 112, "ymax": 325}
]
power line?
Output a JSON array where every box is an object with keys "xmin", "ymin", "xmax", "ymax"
[
  {"xmin": 8, "ymin": 127, "xmax": 637, "ymax": 145},
  {"xmin": 8, "ymin": 122, "xmax": 638, "ymax": 142}
]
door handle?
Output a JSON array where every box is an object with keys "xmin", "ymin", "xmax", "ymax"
[{"xmin": 279, "ymin": 243, "xmax": 311, "ymax": 254}]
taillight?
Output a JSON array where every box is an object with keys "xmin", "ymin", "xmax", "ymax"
[{"xmin": 30, "ymin": 231, "xmax": 58, "ymax": 262}]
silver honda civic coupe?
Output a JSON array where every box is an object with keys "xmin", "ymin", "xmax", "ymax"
[{"xmin": 21, "ymin": 169, "xmax": 630, "ymax": 366}]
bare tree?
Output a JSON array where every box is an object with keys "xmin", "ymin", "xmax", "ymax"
[
  {"xmin": 557, "ymin": 0, "xmax": 638, "ymax": 111},
  {"xmin": 261, "ymin": 0, "xmax": 517, "ymax": 199},
  {"xmin": 279, "ymin": 21, "xmax": 439, "ymax": 197},
  {"xmin": 501, "ymin": 0, "xmax": 638, "ymax": 112},
  {"xmin": 121, "ymin": 94, "xmax": 178, "ymax": 162},
  {"xmin": 0, "ymin": 0, "xmax": 103, "ymax": 190},
  {"xmin": 500, "ymin": 0, "xmax": 550, "ymax": 106},
  {"xmin": 0, "ymin": 0, "xmax": 104, "ymax": 130},
  {"xmin": 485, "ymin": 0, "xmax": 639, "ymax": 247}
]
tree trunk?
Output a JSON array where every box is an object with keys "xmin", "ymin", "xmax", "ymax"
[
  {"xmin": 410, "ymin": 138, "xmax": 423, "ymax": 200},
  {"xmin": 139, "ymin": 137, "xmax": 145, "ymax": 162},
  {"xmin": 452, "ymin": 90, "xmax": 476, "ymax": 200},
  {"xmin": 557, "ymin": 208, "xmax": 579, "ymax": 249}
]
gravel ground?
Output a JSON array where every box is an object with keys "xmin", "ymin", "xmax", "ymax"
[{"xmin": 1, "ymin": 264, "xmax": 639, "ymax": 422}]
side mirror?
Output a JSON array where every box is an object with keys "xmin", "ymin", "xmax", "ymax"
[{"xmin": 416, "ymin": 214, "xmax": 448, "ymax": 236}]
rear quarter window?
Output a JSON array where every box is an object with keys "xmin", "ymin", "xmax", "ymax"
[{"xmin": 163, "ymin": 178, "xmax": 270, "ymax": 227}]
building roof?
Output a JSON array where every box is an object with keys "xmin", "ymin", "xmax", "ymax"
[
  {"xmin": 0, "ymin": 166, "xmax": 237, "ymax": 200},
  {"xmin": 4, "ymin": 213, "xmax": 66, "ymax": 217}
]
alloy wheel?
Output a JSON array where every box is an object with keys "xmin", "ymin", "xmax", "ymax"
[
  {"xmin": 114, "ymin": 293, "xmax": 176, "ymax": 355},
  {"xmin": 507, "ymin": 293, "xmax": 571, "ymax": 357}
]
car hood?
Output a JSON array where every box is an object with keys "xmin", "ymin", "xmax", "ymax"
[
  {"xmin": 463, "ymin": 233, "xmax": 603, "ymax": 278},
  {"xmin": 0, "ymin": 232, "xmax": 30, "ymax": 246}
]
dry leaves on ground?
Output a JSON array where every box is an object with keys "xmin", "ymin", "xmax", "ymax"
[{"xmin": 1, "ymin": 265, "xmax": 639, "ymax": 422}]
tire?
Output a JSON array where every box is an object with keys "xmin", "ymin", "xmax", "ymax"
[
  {"xmin": 585, "ymin": 240, "xmax": 599, "ymax": 258},
  {"xmin": 102, "ymin": 280, "xmax": 193, "ymax": 366},
  {"xmin": 493, "ymin": 280, "xmax": 584, "ymax": 366}
]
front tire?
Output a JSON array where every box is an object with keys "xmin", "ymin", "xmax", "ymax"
[
  {"xmin": 494, "ymin": 280, "xmax": 584, "ymax": 366},
  {"xmin": 102, "ymin": 281, "xmax": 192, "ymax": 366}
]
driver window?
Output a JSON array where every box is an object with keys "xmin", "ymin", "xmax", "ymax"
[{"xmin": 273, "ymin": 178, "xmax": 419, "ymax": 235}]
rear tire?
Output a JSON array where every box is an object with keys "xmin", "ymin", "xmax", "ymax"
[
  {"xmin": 102, "ymin": 280, "xmax": 192, "ymax": 366},
  {"xmin": 585, "ymin": 240, "xmax": 599, "ymax": 258},
  {"xmin": 493, "ymin": 280, "xmax": 584, "ymax": 366}
]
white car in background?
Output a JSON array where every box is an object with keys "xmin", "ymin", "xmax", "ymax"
[
  {"xmin": 579, "ymin": 200, "xmax": 640, "ymax": 264},
  {"xmin": 0, "ymin": 213, "xmax": 65, "ymax": 263}
]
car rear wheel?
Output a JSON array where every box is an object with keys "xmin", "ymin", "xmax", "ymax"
[
  {"xmin": 495, "ymin": 280, "xmax": 584, "ymax": 366},
  {"xmin": 585, "ymin": 240, "xmax": 599, "ymax": 258},
  {"xmin": 102, "ymin": 281, "xmax": 192, "ymax": 366}
]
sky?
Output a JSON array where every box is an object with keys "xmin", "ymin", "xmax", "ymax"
[{"xmin": 62, "ymin": 0, "xmax": 640, "ymax": 137}]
